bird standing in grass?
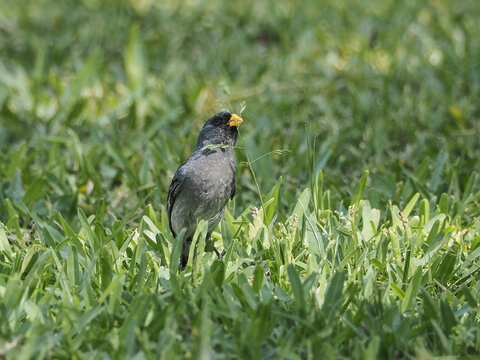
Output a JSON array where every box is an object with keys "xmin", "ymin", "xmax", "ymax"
[{"xmin": 167, "ymin": 112, "xmax": 243, "ymax": 269}]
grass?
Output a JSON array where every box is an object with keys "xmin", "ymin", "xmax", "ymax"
[{"xmin": 1, "ymin": 0, "xmax": 480, "ymax": 358}]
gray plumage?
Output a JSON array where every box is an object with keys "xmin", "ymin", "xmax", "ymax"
[{"xmin": 166, "ymin": 112, "xmax": 241, "ymax": 269}]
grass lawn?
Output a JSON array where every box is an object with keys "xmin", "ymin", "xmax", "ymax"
[{"xmin": 1, "ymin": 0, "xmax": 479, "ymax": 358}]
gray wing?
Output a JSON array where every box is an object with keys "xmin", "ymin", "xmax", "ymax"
[
  {"xmin": 229, "ymin": 171, "xmax": 236, "ymax": 200},
  {"xmin": 166, "ymin": 167, "xmax": 186, "ymax": 237},
  {"xmin": 229, "ymin": 161, "xmax": 236, "ymax": 200}
]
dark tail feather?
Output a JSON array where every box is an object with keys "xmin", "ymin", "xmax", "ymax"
[{"xmin": 180, "ymin": 237, "xmax": 192, "ymax": 270}]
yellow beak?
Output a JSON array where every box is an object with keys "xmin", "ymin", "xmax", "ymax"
[{"xmin": 228, "ymin": 113, "xmax": 243, "ymax": 127}]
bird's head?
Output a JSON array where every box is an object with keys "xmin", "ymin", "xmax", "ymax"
[{"xmin": 195, "ymin": 112, "xmax": 243, "ymax": 150}]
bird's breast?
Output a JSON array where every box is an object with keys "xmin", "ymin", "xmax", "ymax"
[
  {"xmin": 195, "ymin": 151, "xmax": 235, "ymax": 201},
  {"xmin": 170, "ymin": 149, "xmax": 236, "ymax": 237}
]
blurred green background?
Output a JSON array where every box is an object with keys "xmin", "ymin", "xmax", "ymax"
[{"xmin": 1, "ymin": 0, "xmax": 479, "ymax": 221}]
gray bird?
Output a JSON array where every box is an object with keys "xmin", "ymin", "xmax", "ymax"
[{"xmin": 166, "ymin": 112, "xmax": 243, "ymax": 269}]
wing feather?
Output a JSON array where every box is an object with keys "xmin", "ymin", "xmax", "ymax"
[
  {"xmin": 229, "ymin": 161, "xmax": 236, "ymax": 200},
  {"xmin": 166, "ymin": 168, "xmax": 185, "ymax": 237}
]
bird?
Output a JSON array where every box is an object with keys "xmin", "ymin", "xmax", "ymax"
[{"xmin": 166, "ymin": 112, "xmax": 243, "ymax": 269}]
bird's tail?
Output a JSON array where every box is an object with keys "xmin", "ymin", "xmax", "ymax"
[{"xmin": 180, "ymin": 237, "xmax": 192, "ymax": 270}]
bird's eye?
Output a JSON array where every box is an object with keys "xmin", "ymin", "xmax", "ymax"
[{"xmin": 213, "ymin": 117, "xmax": 225, "ymax": 126}]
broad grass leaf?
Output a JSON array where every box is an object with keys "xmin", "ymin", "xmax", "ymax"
[
  {"xmin": 351, "ymin": 170, "xmax": 369, "ymax": 209},
  {"xmin": 210, "ymin": 259, "xmax": 225, "ymax": 288},
  {"xmin": 436, "ymin": 251, "xmax": 457, "ymax": 284},
  {"xmin": 263, "ymin": 176, "xmax": 282, "ymax": 225},
  {"xmin": 419, "ymin": 199, "xmax": 430, "ymax": 224},
  {"xmin": 292, "ymin": 188, "xmax": 311, "ymax": 227},
  {"xmin": 169, "ymin": 228, "xmax": 185, "ymax": 276},
  {"xmin": 361, "ymin": 200, "xmax": 381, "ymax": 241},
  {"xmin": 0, "ymin": 225, "xmax": 13, "ymax": 258},
  {"xmin": 402, "ymin": 193, "xmax": 419, "ymax": 218},
  {"xmin": 287, "ymin": 264, "xmax": 305, "ymax": 315},
  {"xmin": 401, "ymin": 266, "xmax": 423, "ymax": 312},
  {"xmin": 252, "ymin": 264, "xmax": 264, "ymax": 293},
  {"xmin": 78, "ymin": 208, "xmax": 101, "ymax": 251},
  {"xmin": 95, "ymin": 198, "xmax": 105, "ymax": 224},
  {"xmin": 440, "ymin": 297, "xmax": 457, "ymax": 335},
  {"xmin": 187, "ymin": 220, "xmax": 208, "ymax": 273},
  {"xmin": 321, "ymin": 271, "xmax": 345, "ymax": 321}
]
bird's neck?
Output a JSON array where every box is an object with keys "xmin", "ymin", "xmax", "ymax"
[
  {"xmin": 195, "ymin": 139, "xmax": 235, "ymax": 152},
  {"xmin": 195, "ymin": 133, "xmax": 236, "ymax": 151}
]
